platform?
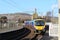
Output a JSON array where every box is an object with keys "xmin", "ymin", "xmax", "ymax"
[{"xmin": 0, "ymin": 26, "xmax": 23, "ymax": 33}]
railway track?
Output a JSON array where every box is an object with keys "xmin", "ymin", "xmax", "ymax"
[
  {"xmin": 22, "ymin": 34, "xmax": 43, "ymax": 40},
  {"xmin": 31, "ymin": 34, "xmax": 42, "ymax": 40},
  {"xmin": 0, "ymin": 27, "xmax": 31, "ymax": 40},
  {"xmin": 21, "ymin": 26, "xmax": 43, "ymax": 40}
]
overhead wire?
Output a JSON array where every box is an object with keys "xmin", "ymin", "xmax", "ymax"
[
  {"xmin": 9, "ymin": 0, "xmax": 34, "ymax": 13},
  {"xmin": 1, "ymin": 0, "xmax": 20, "ymax": 11},
  {"xmin": 1, "ymin": 0, "xmax": 34, "ymax": 13}
]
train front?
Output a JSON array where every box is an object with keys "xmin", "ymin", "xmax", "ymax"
[{"xmin": 34, "ymin": 19, "xmax": 46, "ymax": 34}]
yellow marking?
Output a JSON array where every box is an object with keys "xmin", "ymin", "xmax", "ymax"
[{"xmin": 34, "ymin": 26, "xmax": 45, "ymax": 30}]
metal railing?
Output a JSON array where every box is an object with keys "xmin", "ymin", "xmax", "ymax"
[{"xmin": 0, "ymin": 20, "xmax": 19, "ymax": 29}]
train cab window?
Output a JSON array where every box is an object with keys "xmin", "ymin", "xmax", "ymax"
[{"xmin": 35, "ymin": 20, "xmax": 45, "ymax": 26}]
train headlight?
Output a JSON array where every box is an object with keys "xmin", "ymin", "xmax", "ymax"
[{"xmin": 35, "ymin": 28, "xmax": 38, "ymax": 29}]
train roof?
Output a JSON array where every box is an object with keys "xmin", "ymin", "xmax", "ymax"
[{"xmin": 34, "ymin": 19, "xmax": 44, "ymax": 21}]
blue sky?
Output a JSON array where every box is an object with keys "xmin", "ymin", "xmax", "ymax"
[{"xmin": 0, "ymin": 0, "xmax": 58, "ymax": 17}]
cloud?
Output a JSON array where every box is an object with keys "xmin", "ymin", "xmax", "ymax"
[{"xmin": 52, "ymin": 4, "xmax": 58, "ymax": 9}]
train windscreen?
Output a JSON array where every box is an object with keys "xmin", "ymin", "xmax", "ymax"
[{"xmin": 35, "ymin": 20, "xmax": 45, "ymax": 26}]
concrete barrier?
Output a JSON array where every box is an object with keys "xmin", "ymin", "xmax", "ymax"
[{"xmin": 49, "ymin": 23, "xmax": 58, "ymax": 37}]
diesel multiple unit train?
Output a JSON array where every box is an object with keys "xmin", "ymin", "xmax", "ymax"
[{"xmin": 24, "ymin": 19, "xmax": 48, "ymax": 35}]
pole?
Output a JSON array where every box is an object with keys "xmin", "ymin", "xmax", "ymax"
[
  {"xmin": 58, "ymin": 0, "xmax": 60, "ymax": 40},
  {"xmin": 52, "ymin": 9, "xmax": 54, "ymax": 23}
]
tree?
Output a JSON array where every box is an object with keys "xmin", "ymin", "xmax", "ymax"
[{"xmin": 0, "ymin": 16, "xmax": 7, "ymax": 23}]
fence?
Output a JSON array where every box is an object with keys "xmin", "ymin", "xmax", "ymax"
[{"xmin": 0, "ymin": 20, "xmax": 19, "ymax": 29}]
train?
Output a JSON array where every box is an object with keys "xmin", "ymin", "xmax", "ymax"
[{"xmin": 24, "ymin": 19, "xmax": 47, "ymax": 35}]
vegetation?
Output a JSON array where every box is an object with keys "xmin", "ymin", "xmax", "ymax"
[{"xmin": 0, "ymin": 16, "xmax": 7, "ymax": 23}]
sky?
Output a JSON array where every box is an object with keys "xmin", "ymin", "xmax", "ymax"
[{"xmin": 0, "ymin": 0, "xmax": 58, "ymax": 17}]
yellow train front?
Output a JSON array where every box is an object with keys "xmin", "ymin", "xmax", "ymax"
[
  {"xmin": 34, "ymin": 19, "xmax": 46, "ymax": 35},
  {"xmin": 24, "ymin": 19, "xmax": 46, "ymax": 35}
]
